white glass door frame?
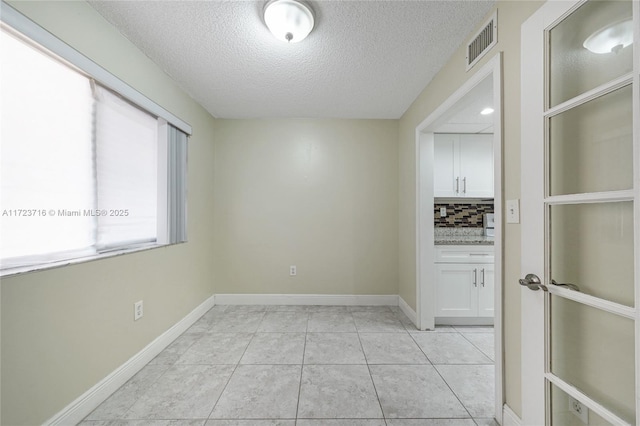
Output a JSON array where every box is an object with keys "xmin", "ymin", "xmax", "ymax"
[{"xmin": 521, "ymin": 0, "xmax": 640, "ymax": 425}]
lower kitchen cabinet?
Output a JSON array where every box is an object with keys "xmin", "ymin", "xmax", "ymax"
[
  {"xmin": 477, "ymin": 264, "xmax": 494, "ymax": 317},
  {"xmin": 435, "ymin": 246, "xmax": 494, "ymax": 322}
]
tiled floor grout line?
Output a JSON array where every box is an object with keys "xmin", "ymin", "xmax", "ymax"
[
  {"xmin": 355, "ymin": 320, "xmax": 388, "ymax": 424},
  {"xmin": 108, "ymin": 365, "xmax": 172, "ymax": 422},
  {"xmin": 406, "ymin": 322, "xmax": 488, "ymax": 421},
  {"xmin": 204, "ymin": 311, "xmax": 264, "ymax": 421},
  {"xmin": 100, "ymin": 329, "xmax": 211, "ymax": 422},
  {"xmin": 459, "ymin": 330, "xmax": 495, "ymax": 360},
  {"xmin": 406, "ymin": 328, "xmax": 435, "ymax": 365},
  {"xmin": 294, "ymin": 314, "xmax": 310, "ymax": 421},
  {"xmin": 431, "ymin": 362, "xmax": 477, "ymax": 421}
]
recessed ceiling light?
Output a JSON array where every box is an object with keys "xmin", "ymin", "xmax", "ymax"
[
  {"xmin": 480, "ymin": 107, "xmax": 494, "ymax": 115},
  {"xmin": 584, "ymin": 18, "xmax": 633, "ymax": 54},
  {"xmin": 264, "ymin": 0, "xmax": 315, "ymax": 43}
]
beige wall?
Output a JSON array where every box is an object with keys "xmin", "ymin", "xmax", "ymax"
[
  {"xmin": 213, "ymin": 119, "xmax": 399, "ymax": 296},
  {"xmin": 397, "ymin": 1, "xmax": 544, "ymax": 417},
  {"xmin": 1, "ymin": 2, "xmax": 217, "ymax": 424}
]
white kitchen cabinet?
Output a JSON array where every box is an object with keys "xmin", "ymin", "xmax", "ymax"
[
  {"xmin": 434, "ymin": 134, "xmax": 458, "ymax": 197},
  {"xmin": 434, "ymin": 246, "xmax": 494, "ymax": 320},
  {"xmin": 477, "ymin": 264, "xmax": 494, "ymax": 317},
  {"xmin": 435, "ymin": 264, "xmax": 478, "ymax": 317},
  {"xmin": 433, "ymin": 134, "xmax": 493, "ymax": 198}
]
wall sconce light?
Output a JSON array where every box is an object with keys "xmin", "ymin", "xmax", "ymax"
[
  {"xmin": 264, "ymin": 0, "xmax": 315, "ymax": 43},
  {"xmin": 583, "ymin": 18, "xmax": 633, "ymax": 54}
]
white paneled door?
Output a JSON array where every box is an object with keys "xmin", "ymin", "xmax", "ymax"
[{"xmin": 521, "ymin": 1, "xmax": 638, "ymax": 425}]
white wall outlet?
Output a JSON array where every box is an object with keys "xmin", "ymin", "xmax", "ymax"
[
  {"xmin": 289, "ymin": 265, "xmax": 297, "ymax": 276},
  {"xmin": 134, "ymin": 300, "xmax": 143, "ymax": 321},
  {"xmin": 440, "ymin": 207, "xmax": 447, "ymax": 217},
  {"xmin": 506, "ymin": 199, "xmax": 520, "ymax": 224},
  {"xmin": 568, "ymin": 396, "xmax": 589, "ymax": 424}
]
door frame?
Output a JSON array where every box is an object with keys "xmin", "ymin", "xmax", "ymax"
[
  {"xmin": 521, "ymin": 1, "xmax": 640, "ymax": 424},
  {"xmin": 415, "ymin": 53, "xmax": 504, "ymax": 423}
]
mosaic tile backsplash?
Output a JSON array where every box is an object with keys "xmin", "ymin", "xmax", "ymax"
[{"xmin": 434, "ymin": 203, "xmax": 494, "ymax": 227}]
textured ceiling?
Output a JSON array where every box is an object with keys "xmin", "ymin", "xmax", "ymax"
[{"xmin": 89, "ymin": 0, "xmax": 495, "ymax": 119}]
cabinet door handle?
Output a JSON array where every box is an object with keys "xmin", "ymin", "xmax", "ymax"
[
  {"xmin": 481, "ymin": 268, "xmax": 485, "ymax": 287},
  {"xmin": 455, "ymin": 177, "xmax": 459, "ymax": 194},
  {"xmin": 463, "ymin": 177, "xmax": 467, "ymax": 194},
  {"xmin": 473, "ymin": 268, "xmax": 477, "ymax": 287}
]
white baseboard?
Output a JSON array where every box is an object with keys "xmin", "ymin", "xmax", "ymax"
[
  {"xmin": 44, "ymin": 294, "xmax": 216, "ymax": 426},
  {"xmin": 503, "ymin": 404, "xmax": 522, "ymax": 426},
  {"xmin": 435, "ymin": 317, "xmax": 495, "ymax": 326},
  {"xmin": 214, "ymin": 293, "xmax": 398, "ymax": 306},
  {"xmin": 398, "ymin": 296, "xmax": 417, "ymax": 327}
]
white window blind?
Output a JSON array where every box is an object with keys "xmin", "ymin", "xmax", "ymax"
[
  {"xmin": 93, "ymin": 83, "xmax": 159, "ymax": 249},
  {"xmin": 0, "ymin": 27, "xmax": 96, "ymax": 264}
]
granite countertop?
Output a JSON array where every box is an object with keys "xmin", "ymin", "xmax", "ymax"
[{"xmin": 434, "ymin": 228, "xmax": 494, "ymax": 246}]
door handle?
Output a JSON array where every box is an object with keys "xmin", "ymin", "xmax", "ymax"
[
  {"xmin": 456, "ymin": 177, "xmax": 459, "ymax": 194},
  {"xmin": 519, "ymin": 273, "xmax": 548, "ymax": 292},
  {"xmin": 473, "ymin": 268, "xmax": 477, "ymax": 287},
  {"xmin": 551, "ymin": 279, "xmax": 580, "ymax": 292},
  {"xmin": 481, "ymin": 268, "xmax": 485, "ymax": 287},
  {"xmin": 463, "ymin": 177, "xmax": 467, "ymax": 194}
]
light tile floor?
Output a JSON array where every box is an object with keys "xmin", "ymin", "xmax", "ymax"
[{"xmin": 81, "ymin": 305, "xmax": 497, "ymax": 426}]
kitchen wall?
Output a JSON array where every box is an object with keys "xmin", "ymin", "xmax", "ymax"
[
  {"xmin": 398, "ymin": 1, "xmax": 545, "ymax": 417},
  {"xmin": 433, "ymin": 202, "xmax": 494, "ymax": 227},
  {"xmin": 213, "ymin": 119, "xmax": 399, "ymax": 296},
  {"xmin": 2, "ymin": 2, "xmax": 218, "ymax": 424}
]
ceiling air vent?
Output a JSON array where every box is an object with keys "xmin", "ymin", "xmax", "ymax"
[{"xmin": 466, "ymin": 11, "xmax": 497, "ymax": 71}]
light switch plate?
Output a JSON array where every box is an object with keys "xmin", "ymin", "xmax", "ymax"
[{"xmin": 506, "ymin": 199, "xmax": 520, "ymax": 224}]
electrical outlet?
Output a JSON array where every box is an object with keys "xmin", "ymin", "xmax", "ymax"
[
  {"xmin": 290, "ymin": 265, "xmax": 297, "ymax": 276},
  {"xmin": 568, "ymin": 396, "xmax": 589, "ymax": 424},
  {"xmin": 134, "ymin": 300, "xmax": 144, "ymax": 321},
  {"xmin": 440, "ymin": 207, "xmax": 447, "ymax": 217}
]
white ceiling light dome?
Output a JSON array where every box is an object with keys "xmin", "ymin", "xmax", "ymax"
[
  {"xmin": 264, "ymin": 0, "xmax": 315, "ymax": 43},
  {"xmin": 583, "ymin": 18, "xmax": 633, "ymax": 54}
]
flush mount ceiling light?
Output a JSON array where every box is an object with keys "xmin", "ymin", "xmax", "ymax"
[
  {"xmin": 480, "ymin": 107, "xmax": 494, "ymax": 115},
  {"xmin": 264, "ymin": 0, "xmax": 315, "ymax": 43},
  {"xmin": 583, "ymin": 18, "xmax": 633, "ymax": 54}
]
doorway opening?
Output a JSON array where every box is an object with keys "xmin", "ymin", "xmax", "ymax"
[{"xmin": 414, "ymin": 54, "xmax": 504, "ymax": 423}]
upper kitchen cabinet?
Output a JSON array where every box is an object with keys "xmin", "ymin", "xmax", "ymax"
[{"xmin": 434, "ymin": 133, "xmax": 493, "ymax": 198}]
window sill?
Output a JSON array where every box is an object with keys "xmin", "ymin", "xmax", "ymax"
[{"xmin": 0, "ymin": 242, "xmax": 177, "ymax": 278}]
